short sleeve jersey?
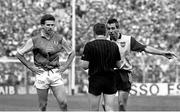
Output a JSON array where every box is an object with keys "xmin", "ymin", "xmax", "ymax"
[{"xmin": 81, "ymin": 39, "xmax": 121, "ymax": 76}]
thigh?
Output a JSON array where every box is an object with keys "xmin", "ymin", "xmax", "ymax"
[
  {"xmin": 118, "ymin": 90, "xmax": 129, "ymax": 99},
  {"xmin": 103, "ymin": 93, "xmax": 115, "ymax": 110},
  {"xmin": 88, "ymin": 93, "xmax": 101, "ymax": 111},
  {"xmin": 51, "ymin": 85, "xmax": 67, "ymax": 103},
  {"xmin": 36, "ymin": 88, "xmax": 49, "ymax": 103}
]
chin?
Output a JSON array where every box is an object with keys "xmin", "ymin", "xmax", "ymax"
[{"xmin": 110, "ymin": 36, "xmax": 116, "ymax": 41}]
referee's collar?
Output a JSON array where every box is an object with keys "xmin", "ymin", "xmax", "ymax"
[{"xmin": 96, "ymin": 35, "xmax": 106, "ymax": 40}]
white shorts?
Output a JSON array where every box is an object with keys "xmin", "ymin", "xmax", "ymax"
[{"xmin": 34, "ymin": 68, "xmax": 64, "ymax": 89}]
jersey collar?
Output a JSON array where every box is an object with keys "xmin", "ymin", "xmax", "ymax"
[{"xmin": 41, "ymin": 29, "xmax": 54, "ymax": 40}]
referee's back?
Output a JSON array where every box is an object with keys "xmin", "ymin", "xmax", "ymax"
[{"xmin": 81, "ymin": 23, "xmax": 121, "ymax": 76}]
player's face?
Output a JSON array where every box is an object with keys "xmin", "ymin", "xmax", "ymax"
[
  {"xmin": 43, "ymin": 20, "xmax": 55, "ymax": 34},
  {"xmin": 106, "ymin": 23, "xmax": 119, "ymax": 41}
]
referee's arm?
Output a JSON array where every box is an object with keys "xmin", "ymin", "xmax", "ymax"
[
  {"xmin": 80, "ymin": 43, "xmax": 91, "ymax": 70},
  {"xmin": 80, "ymin": 60, "xmax": 89, "ymax": 70},
  {"xmin": 116, "ymin": 60, "xmax": 122, "ymax": 68}
]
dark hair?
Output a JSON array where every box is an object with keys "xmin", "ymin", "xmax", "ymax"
[
  {"xmin": 93, "ymin": 23, "xmax": 106, "ymax": 36},
  {"xmin": 40, "ymin": 14, "xmax": 55, "ymax": 25},
  {"xmin": 106, "ymin": 18, "xmax": 119, "ymax": 29}
]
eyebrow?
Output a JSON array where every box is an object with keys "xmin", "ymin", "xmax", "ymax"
[{"xmin": 46, "ymin": 24, "xmax": 54, "ymax": 26}]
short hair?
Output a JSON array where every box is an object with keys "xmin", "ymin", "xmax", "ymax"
[
  {"xmin": 106, "ymin": 18, "xmax": 119, "ymax": 29},
  {"xmin": 93, "ymin": 23, "xmax": 106, "ymax": 36},
  {"xmin": 40, "ymin": 14, "xmax": 55, "ymax": 25}
]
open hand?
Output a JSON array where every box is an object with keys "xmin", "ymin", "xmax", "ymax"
[
  {"xmin": 164, "ymin": 52, "xmax": 177, "ymax": 59},
  {"xmin": 30, "ymin": 67, "xmax": 44, "ymax": 75}
]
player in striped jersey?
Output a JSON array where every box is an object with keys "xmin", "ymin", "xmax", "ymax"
[{"xmin": 103, "ymin": 18, "xmax": 176, "ymax": 111}]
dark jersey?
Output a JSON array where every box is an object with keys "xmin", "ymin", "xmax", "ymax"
[
  {"xmin": 81, "ymin": 39, "xmax": 121, "ymax": 76},
  {"xmin": 130, "ymin": 37, "xmax": 146, "ymax": 52}
]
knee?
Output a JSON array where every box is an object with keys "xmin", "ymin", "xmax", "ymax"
[
  {"xmin": 104, "ymin": 105, "xmax": 113, "ymax": 111},
  {"xmin": 91, "ymin": 104, "xmax": 99, "ymax": 111},
  {"xmin": 58, "ymin": 101, "xmax": 67, "ymax": 111},
  {"xmin": 39, "ymin": 102, "xmax": 47, "ymax": 111}
]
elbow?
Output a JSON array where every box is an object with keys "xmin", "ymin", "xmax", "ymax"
[
  {"xmin": 82, "ymin": 66, "xmax": 88, "ymax": 70},
  {"xmin": 15, "ymin": 52, "xmax": 21, "ymax": 58},
  {"xmin": 79, "ymin": 60, "xmax": 89, "ymax": 70},
  {"xmin": 15, "ymin": 51, "xmax": 23, "ymax": 59},
  {"xmin": 69, "ymin": 50, "xmax": 76, "ymax": 58},
  {"xmin": 72, "ymin": 50, "xmax": 76, "ymax": 57}
]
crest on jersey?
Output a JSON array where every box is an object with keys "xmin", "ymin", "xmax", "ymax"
[
  {"xmin": 120, "ymin": 42, "xmax": 126, "ymax": 47},
  {"xmin": 53, "ymin": 41, "xmax": 58, "ymax": 45}
]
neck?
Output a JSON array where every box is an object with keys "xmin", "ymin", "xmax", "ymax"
[{"xmin": 41, "ymin": 29, "xmax": 53, "ymax": 40}]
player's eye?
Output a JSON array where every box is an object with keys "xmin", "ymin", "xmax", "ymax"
[
  {"xmin": 111, "ymin": 27, "xmax": 115, "ymax": 30},
  {"xmin": 107, "ymin": 28, "xmax": 110, "ymax": 30},
  {"xmin": 46, "ymin": 24, "xmax": 54, "ymax": 26}
]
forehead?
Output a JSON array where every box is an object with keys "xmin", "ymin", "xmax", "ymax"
[
  {"xmin": 44, "ymin": 20, "xmax": 55, "ymax": 25},
  {"xmin": 107, "ymin": 23, "xmax": 116, "ymax": 28}
]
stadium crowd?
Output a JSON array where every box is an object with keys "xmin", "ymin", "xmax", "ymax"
[{"xmin": 0, "ymin": 0, "xmax": 179, "ymax": 90}]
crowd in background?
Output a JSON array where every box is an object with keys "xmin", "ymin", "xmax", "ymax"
[{"xmin": 0, "ymin": 0, "xmax": 180, "ymax": 91}]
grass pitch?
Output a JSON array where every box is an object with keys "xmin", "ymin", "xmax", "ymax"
[{"xmin": 0, "ymin": 94, "xmax": 180, "ymax": 111}]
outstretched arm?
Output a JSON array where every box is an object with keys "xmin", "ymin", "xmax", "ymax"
[{"xmin": 144, "ymin": 46, "xmax": 177, "ymax": 59}]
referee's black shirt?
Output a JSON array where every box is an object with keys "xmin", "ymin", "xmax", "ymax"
[{"xmin": 81, "ymin": 39, "xmax": 121, "ymax": 76}]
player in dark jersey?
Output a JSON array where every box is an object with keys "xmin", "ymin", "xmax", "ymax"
[
  {"xmin": 101, "ymin": 18, "xmax": 177, "ymax": 111},
  {"xmin": 16, "ymin": 14, "xmax": 75, "ymax": 111},
  {"xmin": 80, "ymin": 23, "xmax": 121, "ymax": 111}
]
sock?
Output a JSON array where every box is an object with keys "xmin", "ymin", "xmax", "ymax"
[
  {"xmin": 102, "ymin": 104, "xmax": 106, "ymax": 111},
  {"xmin": 119, "ymin": 105, "xmax": 125, "ymax": 111}
]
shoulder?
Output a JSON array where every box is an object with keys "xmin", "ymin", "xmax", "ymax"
[
  {"xmin": 121, "ymin": 34, "xmax": 131, "ymax": 40},
  {"xmin": 54, "ymin": 32, "xmax": 63, "ymax": 42},
  {"xmin": 31, "ymin": 34, "xmax": 41, "ymax": 41}
]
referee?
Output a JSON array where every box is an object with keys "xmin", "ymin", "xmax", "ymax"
[{"xmin": 80, "ymin": 23, "xmax": 121, "ymax": 111}]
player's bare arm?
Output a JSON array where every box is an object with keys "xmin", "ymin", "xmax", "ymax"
[
  {"xmin": 116, "ymin": 60, "xmax": 122, "ymax": 68},
  {"xmin": 144, "ymin": 46, "xmax": 177, "ymax": 59},
  {"xmin": 16, "ymin": 38, "xmax": 43, "ymax": 75},
  {"xmin": 58, "ymin": 38, "xmax": 75, "ymax": 73}
]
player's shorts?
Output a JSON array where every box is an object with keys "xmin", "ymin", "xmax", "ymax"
[
  {"xmin": 88, "ymin": 71, "xmax": 117, "ymax": 96},
  {"xmin": 115, "ymin": 69, "xmax": 131, "ymax": 92},
  {"xmin": 34, "ymin": 68, "xmax": 64, "ymax": 89}
]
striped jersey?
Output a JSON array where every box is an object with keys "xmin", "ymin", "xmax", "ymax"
[{"xmin": 81, "ymin": 39, "xmax": 121, "ymax": 76}]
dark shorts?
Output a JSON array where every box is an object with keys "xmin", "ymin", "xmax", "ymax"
[
  {"xmin": 115, "ymin": 69, "xmax": 131, "ymax": 92},
  {"xmin": 88, "ymin": 72, "xmax": 117, "ymax": 96}
]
